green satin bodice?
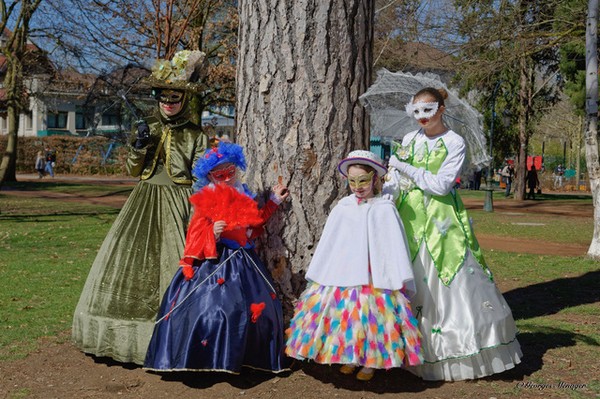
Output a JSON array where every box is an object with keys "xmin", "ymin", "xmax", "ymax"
[
  {"xmin": 126, "ymin": 116, "xmax": 207, "ymax": 185},
  {"xmin": 396, "ymin": 137, "xmax": 489, "ymax": 285}
]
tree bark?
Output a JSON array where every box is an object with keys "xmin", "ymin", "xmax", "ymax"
[
  {"xmin": 0, "ymin": 55, "xmax": 22, "ymax": 186},
  {"xmin": 514, "ymin": 56, "xmax": 533, "ymax": 201},
  {"xmin": 236, "ymin": 0, "xmax": 374, "ymax": 310},
  {"xmin": 0, "ymin": 0, "xmax": 41, "ymax": 189},
  {"xmin": 585, "ymin": 0, "xmax": 600, "ymax": 257}
]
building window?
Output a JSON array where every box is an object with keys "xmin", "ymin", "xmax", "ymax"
[
  {"xmin": 76, "ymin": 107, "xmax": 93, "ymax": 130},
  {"xmin": 25, "ymin": 111, "xmax": 33, "ymax": 130},
  {"xmin": 102, "ymin": 113, "xmax": 119, "ymax": 126},
  {"xmin": 47, "ymin": 111, "xmax": 68, "ymax": 129}
]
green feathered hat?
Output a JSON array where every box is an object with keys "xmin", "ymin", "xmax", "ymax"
[{"xmin": 143, "ymin": 50, "xmax": 207, "ymax": 93}]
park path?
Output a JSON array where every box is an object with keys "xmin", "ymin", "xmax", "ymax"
[{"xmin": 5, "ymin": 174, "xmax": 593, "ymax": 257}]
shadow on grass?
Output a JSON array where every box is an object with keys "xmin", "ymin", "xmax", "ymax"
[
  {"xmin": 148, "ymin": 360, "xmax": 440, "ymax": 393},
  {"xmin": 532, "ymin": 193, "xmax": 593, "ymax": 201},
  {"xmin": 90, "ymin": 354, "xmax": 291, "ymax": 390},
  {"xmin": 292, "ymin": 361, "xmax": 440, "ymax": 394},
  {"xmin": 3, "ymin": 181, "xmax": 92, "ymax": 191},
  {"xmin": 504, "ymin": 270, "xmax": 600, "ymax": 320},
  {"xmin": 487, "ymin": 327, "xmax": 599, "ymax": 381},
  {"xmin": 0, "ymin": 211, "xmax": 120, "ymax": 221},
  {"xmin": 2, "ymin": 181, "xmax": 134, "ymax": 196}
]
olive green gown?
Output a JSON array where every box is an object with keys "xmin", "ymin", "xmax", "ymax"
[{"xmin": 72, "ymin": 109, "xmax": 207, "ymax": 365}]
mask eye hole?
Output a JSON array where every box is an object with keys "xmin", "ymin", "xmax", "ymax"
[
  {"xmin": 156, "ymin": 90, "xmax": 184, "ymax": 104},
  {"xmin": 209, "ymin": 165, "xmax": 236, "ymax": 181},
  {"xmin": 347, "ymin": 172, "xmax": 374, "ymax": 188}
]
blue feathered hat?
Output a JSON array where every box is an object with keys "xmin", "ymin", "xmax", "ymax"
[{"xmin": 192, "ymin": 142, "xmax": 247, "ymax": 191}]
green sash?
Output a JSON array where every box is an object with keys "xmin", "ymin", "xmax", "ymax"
[{"xmin": 396, "ymin": 137, "xmax": 490, "ymax": 285}]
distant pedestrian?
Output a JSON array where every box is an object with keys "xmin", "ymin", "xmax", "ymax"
[
  {"xmin": 553, "ymin": 164, "xmax": 564, "ymax": 189},
  {"xmin": 501, "ymin": 162, "xmax": 514, "ymax": 197},
  {"xmin": 35, "ymin": 151, "xmax": 45, "ymax": 178},
  {"xmin": 473, "ymin": 166, "xmax": 482, "ymax": 190},
  {"xmin": 526, "ymin": 166, "xmax": 540, "ymax": 200},
  {"xmin": 44, "ymin": 147, "xmax": 56, "ymax": 177}
]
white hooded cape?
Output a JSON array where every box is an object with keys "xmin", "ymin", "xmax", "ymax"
[{"xmin": 306, "ymin": 195, "xmax": 415, "ymax": 296}]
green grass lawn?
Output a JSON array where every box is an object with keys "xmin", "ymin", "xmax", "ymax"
[
  {"xmin": 0, "ymin": 193, "xmax": 119, "ymax": 360},
  {"xmin": 461, "ymin": 189, "xmax": 594, "ymax": 245},
  {"xmin": 0, "ymin": 183, "xmax": 599, "ymax": 397}
]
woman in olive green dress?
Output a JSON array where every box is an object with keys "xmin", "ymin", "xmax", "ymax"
[{"xmin": 72, "ymin": 51, "xmax": 208, "ymax": 365}]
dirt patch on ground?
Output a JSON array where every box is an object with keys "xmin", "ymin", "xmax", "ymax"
[
  {"xmin": 0, "ymin": 176, "xmax": 596, "ymax": 399},
  {"xmin": 462, "ymin": 196, "xmax": 593, "ymax": 257}
]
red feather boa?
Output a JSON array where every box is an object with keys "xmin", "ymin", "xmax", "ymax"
[{"xmin": 190, "ymin": 184, "xmax": 264, "ymax": 230}]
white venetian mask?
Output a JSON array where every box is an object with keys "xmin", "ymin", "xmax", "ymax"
[{"xmin": 405, "ymin": 98, "xmax": 439, "ymax": 120}]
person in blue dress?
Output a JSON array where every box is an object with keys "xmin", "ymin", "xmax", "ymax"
[{"xmin": 144, "ymin": 141, "xmax": 290, "ymax": 373}]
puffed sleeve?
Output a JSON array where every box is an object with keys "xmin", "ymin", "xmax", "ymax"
[
  {"xmin": 179, "ymin": 211, "xmax": 218, "ymax": 266},
  {"xmin": 392, "ymin": 135, "xmax": 466, "ymax": 196}
]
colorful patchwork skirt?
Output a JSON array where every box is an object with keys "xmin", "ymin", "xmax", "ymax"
[{"xmin": 285, "ymin": 282, "xmax": 423, "ymax": 369}]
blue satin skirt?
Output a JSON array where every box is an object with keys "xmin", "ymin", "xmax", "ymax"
[{"xmin": 144, "ymin": 245, "xmax": 289, "ymax": 373}]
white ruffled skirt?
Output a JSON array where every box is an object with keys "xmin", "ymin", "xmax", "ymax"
[{"xmin": 406, "ymin": 244, "xmax": 522, "ymax": 381}]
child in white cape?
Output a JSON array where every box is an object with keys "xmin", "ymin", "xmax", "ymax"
[{"xmin": 285, "ymin": 150, "xmax": 422, "ymax": 381}]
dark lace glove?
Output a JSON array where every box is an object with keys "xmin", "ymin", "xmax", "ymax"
[{"xmin": 134, "ymin": 121, "xmax": 150, "ymax": 149}]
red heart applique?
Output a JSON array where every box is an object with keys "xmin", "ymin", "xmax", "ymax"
[{"xmin": 250, "ymin": 302, "xmax": 266, "ymax": 323}]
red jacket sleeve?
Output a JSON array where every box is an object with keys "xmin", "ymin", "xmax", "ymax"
[
  {"xmin": 248, "ymin": 199, "xmax": 279, "ymax": 240},
  {"xmin": 180, "ymin": 212, "xmax": 218, "ymax": 266}
]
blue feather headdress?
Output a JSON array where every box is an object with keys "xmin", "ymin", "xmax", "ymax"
[{"xmin": 192, "ymin": 142, "xmax": 247, "ymax": 191}]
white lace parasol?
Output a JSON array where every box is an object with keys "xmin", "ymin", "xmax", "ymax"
[{"xmin": 360, "ymin": 69, "xmax": 491, "ymax": 169}]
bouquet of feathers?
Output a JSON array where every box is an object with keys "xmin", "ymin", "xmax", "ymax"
[{"xmin": 190, "ymin": 183, "xmax": 263, "ymax": 231}]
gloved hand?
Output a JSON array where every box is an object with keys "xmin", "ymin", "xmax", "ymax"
[
  {"xmin": 134, "ymin": 121, "xmax": 150, "ymax": 149},
  {"xmin": 388, "ymin": 154, "xmax": 405, "ymax": 171},
  {"xmin": 181, "ymin": 265, "xmax": 195, "ymax": 281},
  {"xmin": 381, "ymin": 193, "xmax": 395, "ymax": 202}
]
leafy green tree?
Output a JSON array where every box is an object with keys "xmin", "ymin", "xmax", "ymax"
[
  {"xmin": 556, "ymin": 0, "xmax": 591, "ymax": 115},
  {"xmin": 0, "ymin": 0, "xmax": 43, "ymax": 186},
  {"xmin": 452, "ymin": 0, "xmax": 581, "ymax": 200}
]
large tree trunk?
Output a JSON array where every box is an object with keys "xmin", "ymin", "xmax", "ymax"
[
  {"xmin": 0, "ymin": 61, "xmax": 22, "ymax": 187},
  {"xmin": 585, "ymin": 0, "xmax": 600, "ymax": 257},
  {"xmin": 0, "ymin": 0, "xmax": 40, "ymax": 189},
  {"xmin": 236, "ymin": 0, "xmax": 374, "ymax": 310}
]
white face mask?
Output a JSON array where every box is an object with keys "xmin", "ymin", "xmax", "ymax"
[{"xmin": 405, "ymin": 99, "xmax": 439, "ymax": 120}]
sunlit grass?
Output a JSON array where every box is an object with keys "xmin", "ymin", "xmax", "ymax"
[
  {"xmin": 0, "ymin": 183, "xmax": 598, "ymax": 399},
  {"xmin": 0, "ymin": 193, "xmax": 118, "ymax": 360}
]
